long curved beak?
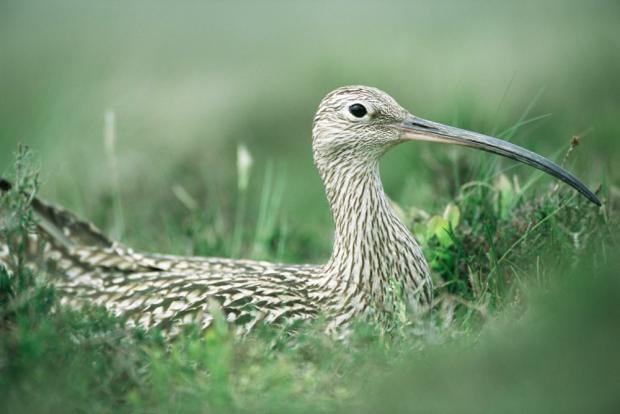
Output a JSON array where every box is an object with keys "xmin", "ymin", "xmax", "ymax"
[{"xmin": 398, "ymin": 115, "xmax": 601, "ymax": 206}]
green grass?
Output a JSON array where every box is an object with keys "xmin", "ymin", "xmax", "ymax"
[
  {"xmin": 1, "ymin": 1, "xmax": 620, "ymax": 412},
  {"xmin": 1, "ymin": 136, "xmax": 617, "ymax": 413}
]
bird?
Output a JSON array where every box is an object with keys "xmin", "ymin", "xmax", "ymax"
[{"xmin": 0, "ymin": 85, "xmax": 600, "ymax": 337}]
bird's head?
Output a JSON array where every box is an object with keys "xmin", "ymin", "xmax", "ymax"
[
  {"xmin": 312, "ymin": 85, "xmax": 600, "ymax": 206},
  {"xmin": 312, "ymin": 86, "xmax": 407, "ymax": 165}
]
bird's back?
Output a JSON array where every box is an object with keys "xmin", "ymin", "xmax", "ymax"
[{"xmin": 0, "ymin": 179, "xmax": 321, "ymax": 336}]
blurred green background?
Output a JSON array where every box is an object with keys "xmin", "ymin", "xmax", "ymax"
[{"xmin": 1, "ymin": 0, "xmax": 618, "ymax": 260}]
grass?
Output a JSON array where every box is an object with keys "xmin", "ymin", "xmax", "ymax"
[{"xmin": 1, "ymin": 132, "xmax": 617, "ymax": 413}]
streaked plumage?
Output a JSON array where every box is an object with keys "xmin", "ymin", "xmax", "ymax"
[{"xmin": 0, "ymin": 85, "xmax": 599, "ymax": 336}]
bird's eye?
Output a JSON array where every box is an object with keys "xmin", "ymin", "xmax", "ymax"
[{"xmin": 348, "ymin": 103, "xmax": 367, "ymax": 118}]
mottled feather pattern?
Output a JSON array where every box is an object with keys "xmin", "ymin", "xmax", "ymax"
[{"xmin": 0, "ymin": 86, "xmax": 434, "ymax": 337}]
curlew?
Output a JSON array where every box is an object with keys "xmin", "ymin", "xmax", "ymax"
[{"xmin": 0, "ymin": 86, "xmax": 600, "ymax": 336}]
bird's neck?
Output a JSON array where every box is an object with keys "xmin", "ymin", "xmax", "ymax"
[{"xmin": 315, "ymin": 158, "xmax": 432, "ymax": 316}]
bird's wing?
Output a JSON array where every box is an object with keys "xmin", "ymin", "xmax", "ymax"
[
  {"xmin": 1, "ymin": 178, "xmax": 112, "ymax": 249},
  {"xmin": 1, "ymin": 178, "xmax": 157, "ymax": 276},
  {"xmin": 2, "ymin": 178, "xmax": 322, "ymax": 336},
  {"xmin": 57, "ymin": 265, "xmax": 321, "ymax": 336},
  {"xmin": 2, "ymin": 178, "xmax": 285, "ymax": 276}
]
